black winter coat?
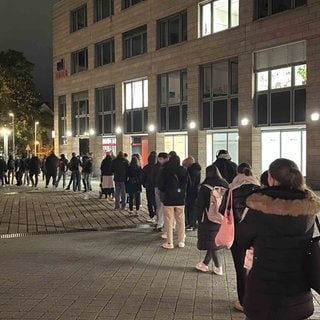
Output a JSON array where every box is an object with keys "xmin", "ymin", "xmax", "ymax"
[
  {"xmin": 157, "ymin": 157, "xmax": 188, "ymax": 206},
  {"xmin": 238, "ymin": 186, "xmax": 320, "ymax": 320},
  {"xmin": 186, "ymin": 162, "xmax": 201, "ymax": 203},
  {"xmin": 126, "ymin": 165, "xmax": 143, "ymax": 193},
  {"xmin": 213, "ymin": 158, "xmax": 237, "ymax": 183},
  {"xmin": 100, "ymin": 155, "xmax": 113, "ymax": 176},
  {"xmin": 111, "ymin": 157, "xmax": 129, "ymax": 182},
  {"xmin": 142, "ymin": 153, "xmax": 157, "ymax": 189},
  {"xmin": 194, "ymin": 177, "xmax": 229, "ymax": 251}
]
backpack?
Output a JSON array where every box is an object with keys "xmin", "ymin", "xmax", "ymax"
[
  {"xmin": 59, "ymin": 159, "xmax": 68, "ymax": 172},
  {"xmin": 202, "ymin": 184, "xmax": 227, "ymax": 224}
]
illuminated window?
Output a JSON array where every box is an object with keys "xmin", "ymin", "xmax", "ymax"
[{"xmin": 200, "ymin": 0, "xmax": 239, "ymax": 37}]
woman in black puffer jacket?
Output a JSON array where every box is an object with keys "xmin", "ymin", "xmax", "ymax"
[{"xmin": 238, "ymin": 158, "xmax": 320, "ymax": 320}]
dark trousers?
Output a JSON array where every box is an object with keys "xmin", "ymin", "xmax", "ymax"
[
  {"xmin": 46, "ymin": 171, "xmax": 57, "ymax": 187},
  {"xmin": 231, "ymin": 239, "xmax": 247, "ymax": 306},
  {"xmin": 185, "ymin": 199, "xmax": 197, "ymax": 228},
  {"xmin": 128, "ymin": 191, "xmax": 141, "ymax": 211},
  {"xmin": 29, "ymin": 172, "xmax": 38, "ymax": 187},
  {"xmin": 145, "ymin": 187, "xmax": 156, "ymax": 218}
]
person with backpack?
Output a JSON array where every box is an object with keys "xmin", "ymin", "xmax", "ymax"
[
  {"xmin": 55, "ymin": 154, "xmax": 68, "ymax": 188},
  {"xmin": 193, "ymin": 165, "xmax": 229, "ymax": 275},
  {"xmin": 67, "ymin": 152, "xmax": 81, "ymax": 191},
  {"xmin": 158, "ymin": 154, "xmax": 188, "ymax": 249}
]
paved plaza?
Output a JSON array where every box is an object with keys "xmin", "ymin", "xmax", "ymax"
[{"xmin": 0, "ymin": 179, "xmax": 319, "ymax": 320}]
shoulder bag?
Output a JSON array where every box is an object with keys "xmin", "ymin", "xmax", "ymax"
[{"xmin": 215, "ymin": 190, "xmax": 234, "ymax": 249}]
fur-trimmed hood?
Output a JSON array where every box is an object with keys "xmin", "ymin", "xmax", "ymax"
[{"xmin": 246, "ymin": 187, "xmax": 320, "ymax": 217}]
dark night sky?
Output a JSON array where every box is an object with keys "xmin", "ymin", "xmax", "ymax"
[{"xmin": 0, "ymin": 0, "xmax": 59, "ymax": 106}]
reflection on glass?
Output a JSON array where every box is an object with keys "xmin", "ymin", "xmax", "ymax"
[
  {"xmin": 231, "ymin": 0, "xmax": 239, "ymax": 27},
  {"xmin": 295, "ymin": 64, "xmax": 307, "ymax": 86},
  {"xmin": 261, "ymin": 131, "xmax": 280, "ymax": 172},
  {"xmin": 164, "ymin": 135, "xmax": 188, "ymax": 161},
  {"xmin": 257, "ymin": 71, "xmax": 268, "ymax": 91},
  {"xmin": 271, "ymin": 67, "xmax": 291, "ymax": 89},
  {"xmin": 202, "ymin": 3, "xmax": 211, "ymax": 36},
  {"xmin": 213, "ymin": 0, "xmax": 228, "ymax": 32}
]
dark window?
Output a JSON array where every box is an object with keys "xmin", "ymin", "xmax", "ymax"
[
  {"xmin": 213, "ymin": 100, "xmax": 228, "ymax": 127},
  {"xmin": 95, "ymin": 38, "xmax": 115, "ymax": 67},
  {"xmin": 96, "ymin": 86, "xmax": 115, "ymax": 134},
  {"xmin": 71, "ymin": 5, "xmax": 87, "ymax": 32},
  {"xmin": 123, "ymin": 25, "xmax": 147, "ymax": 59},
  {"xmin": 94, "ymin": 0, "xmax": 114, "ymax": 21},
  {"xmin": 157, "ymin": 11, "xmax": 187, "ymax": 49},
  {"xmin": 201, "ymin": 59, "xmax": 238, "ymax": 129},
  {"xmin": 294, "ymin": 89, "xmax": 306, "ymax": 122},
  {"xmin": 72, "ymin": 91, "xmax": 89, "ymax": 136},
  {"xmin": 122, "ymin": 0, "xmax": 142, "ymax": 9},
  {"xmin": 158, "ymin": 70, "xmax": 188, "ymax": 131},
  {"xmin": 257, "ymin": 94, "xmax": 268, "ymax": 125},
  {"xmin": 254, "ymin": 0, "xmax": 306, "ymax": 19},
  {"xmin": 71, "ymin": 48, "xmax": 88, "ymax": 74},
  {"xmin": 270, "ymin": 91, "xmax": 291, "ymax": 124},
  {"xmin": 133, "ymin": 110, "xmax": 143, "ymax": 132},
  {"xmin": 58, "ymin": 96, "xmax": 67, "ymax": 144}
]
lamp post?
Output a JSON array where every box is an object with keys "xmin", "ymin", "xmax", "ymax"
[
  {"xmin": 9, "ymin": 112, "xmax": 15, "ymax": 155},
  {"xmin": 34, "ymin": 121, "xmax": 39, "ymax": 156},
  {"xmin": 1, "ymin": 128, "xmax": 11, "ymax": 161}
]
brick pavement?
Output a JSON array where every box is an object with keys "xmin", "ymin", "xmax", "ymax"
[{"xmin": 0, "ymin": 180, "xmax": 319, "ymax": 320}]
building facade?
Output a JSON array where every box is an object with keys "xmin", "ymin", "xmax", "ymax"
[{"xmin": 53, "ymin": 0, "xmax": 320, "ymax": 188}]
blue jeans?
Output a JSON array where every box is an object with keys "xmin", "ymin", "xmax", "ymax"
[
  {"xmin": 72, "ymin": 170, "xmax": 81, "ymax": 191},
  {"xmin": 115, "ymin": 181, "xmax": 126, "ymax": 209}
]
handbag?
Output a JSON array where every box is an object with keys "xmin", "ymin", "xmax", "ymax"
[
  {"xmin": 215, "ymin": 190, "xmax": 234, "ymax": 249},
  {"xmin": 308, "ymin": 216, "xmax": 320, "ymax": 294}
]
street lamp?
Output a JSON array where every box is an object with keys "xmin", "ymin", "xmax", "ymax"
[
  {"xmin": 1, "ymin": 127, "xmax": 11, "ymax": 161},
  {"xmin": 9, "ymin": 112, "xmax": 15, "ymax": 155},
  {"xmin": 34, "ymin": 121, "xmax": 39, "ymax": 156}
]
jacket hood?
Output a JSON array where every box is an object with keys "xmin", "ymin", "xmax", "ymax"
[
  {"xmin": 246, "ymin": 187, "xmax": 320, "ymax": 217},
  {"xmin": 229, "ymin": 173, "xmax": 260, "ymax": 189}
]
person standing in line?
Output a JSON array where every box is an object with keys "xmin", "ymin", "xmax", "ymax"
[
  {"xmin": 126, "ymin": 156, "xmax": 143, "ymax": 216},
  {"xmin": 158, "ymin": 154, "xmax": 188, "ymax": 249},
  {"xmin": 28, "ymin": 153, "xmax": 41, "ymax": 189},
  {"xmin": 21, "ymin": 154, "xmax": 30, "ymax": 186},
  {"xmin": 213, "ymin": 149, "xmax": 237, "ymax": 183},
  {"xmin": 153, "ymin": 152, "xmax": 169, "ymax": 232},
  {"xmin": 100, "ymin": 151, "xmax": 115, "ymax": 199},
  {"xmin": 111, "ymin": 151, "xmax": 129, "ymax": 210},
  {"xmin": 0, "ymin": 156, "xmax": 7, "ymax": 186},
  {"xmin": 67, "ymin": 153, "xmax": 81, "ymax": 191},
  {"xmin": 7, "ymin": 154, "xmax": 15, "ymax": 184},
  {"xmin": 184, "ymin": 155, "xmax": 201, "ymax": 231},
  {"xmin": 81, "ymin": 152, "xmax": 93, "ymax": 192},
  {"xmin": 142, "ymin": 151, "xmax": 157, "ymax": 223},
  {"xmin": 41, "ymin": 155, "xmax": 47, "ymax": 181},
  {"xmin": 45, "ymin": 151, "xmax": 59, "ymax": 188},
  {"xmin": 220, "ymin": 162, "xmax": 260, "ymax": 312},
  {"xmin": 238, "ymin": 158, "xmax": 320, "ymax": 320},
  {"xmin": 194, "ymin": 165, "xmax": 229, "ymax": 275},
  {"xmin": 55, "ymin": 154, "xmax": 68, "ymax": 188}
]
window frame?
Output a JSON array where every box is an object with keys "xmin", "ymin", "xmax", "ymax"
[
  {"xmin": 255, "ymin": 63, "xmax": 307, "ymax": 126},
  {"xmin": 70, "ymin": 4, "xmax": 87, "ymax": 33},
  {"xmin": 122, "ymin": 0, "xmax": 142, "ymax": 9},
  {"xmin": 94, "ymin": 0, "xmax": 114, "ymax": 22},
  {"xmin": 95, "ymin": 38, "xmax": 115, "ymax": 67},
  {"xmin": 72, "ymin": 91, "xmax": 89, "ymax": 137},
  {"xmin": 124, "ymin": 78, "xmax": 148, "ymax": 134},
  {"xmin": 71, "ymin": 48, "xmax": 88, "ymax": 74},
  {"xmin": 158, "ymin": 69, "xmax": 188, "ymax": 132},
  {"xmin": 199, "ymin": 0, "xmax": 239, "ymax": 37},
  {"xmin": 201, "ymin": 58, "xmax": 238, "ymax": 129},
  {"xmin": 157, "ymin": 10, "xmax": 187, "ymax": 49},
  {"xmin": 96, "ymin": 85, "xmax": 116, "ymax": 135},
  {"xmin": 254, "ymin": 0, "xmax": 307, "ymax": 19},
  {"xmin": 58, "ymin": 96, "xmax": 67, "ymax": 145},
  {"xmin": 123, "ymin": 25, "xmax": 147, "ymax": 59}
]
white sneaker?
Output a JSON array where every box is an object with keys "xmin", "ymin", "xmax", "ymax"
[
  {"xmin": 178, "ymin": 242, "xmax": 185, "ymax": 248},
  {"xmin": 195, "ymin": 262, "xmax": 209, "ymax": 272},
  {"xmin": 213, "ymin": 266, "xmax": 223, "ymax": 276},
  {"xmin": 161, "ymin": 243, "xmax": 174, "ymax": 249},
  {"xmin": 161, "ymin": 232, "xmax": 167, "ymax": 239}
]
